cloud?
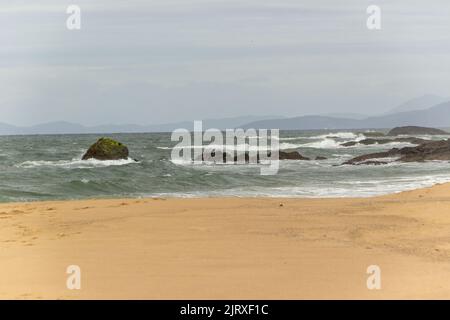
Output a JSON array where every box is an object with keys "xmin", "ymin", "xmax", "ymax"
[{"xmin": 1, "ymin": 0, "xmax": 450, "ymax": 125}]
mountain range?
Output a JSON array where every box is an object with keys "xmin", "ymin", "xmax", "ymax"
[
  {"xmin": 243, "ymin": 99, "xmax": 450, "ymax": 130},
  {"xmin": 385, "ymin": 94, "xmax": 448, "ymax": 114},
  {"xmin": 2, "ymin": 95, "xmax": 450, "ymax": 135},
  {"xmin": 0, "ymin": 115, "xmax": 280, "ymax": 135}
]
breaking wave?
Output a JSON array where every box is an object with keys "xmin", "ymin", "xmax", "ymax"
[{"xmin": 16, "ymin": 157, "xmax": 138, "ymax": 169}]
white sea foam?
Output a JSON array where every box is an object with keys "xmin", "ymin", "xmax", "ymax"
[
  {"xmin": 163, "ymin": 140, "xmax": 344, "ymax": 151},
  {"xmin": 302, "ymin": 139, "xmax": 416, "ymax": 150},
  {"xmin": 278, "ymin": 136, "xmax": 304, "ymax": 141},
  {"xmin": 307, "ymin": 132, "xmax": 364, "ymax": 140},
  {"xmin": 145, "ymin": 173, "xmax": 450, "ymax": 198},
  {"xmin": 280, "ymin": 132, "xmax": 367, "ymax": 149},
  {"xmin": 159, "ymin": 132, "xmax": 371, "ymax": 151},
  {"xmin": 299, "ymin": 138, "xmax": 344, "ymax": 149},
  {"xmin": 161, "ymin": 144, "xmax": 284, "ymax": 151},
  {"xmin": 349, "ymin": 141, "xmax": 416, "ymax": 149},
  {"xmin": 279, "ymin": 133, "xmax": 358, "ymax": 142},
  {"xmin": 16, "ymin": 157, "xmax": 138, "ymax": 169}
]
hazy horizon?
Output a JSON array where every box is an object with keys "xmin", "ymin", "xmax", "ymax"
[{"xmin": 2, "ymin": 1, "xmax": 450, "ymax": 126}]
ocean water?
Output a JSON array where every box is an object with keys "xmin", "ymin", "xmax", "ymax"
[{"xmin": 1, "ymin": 130, "xmax": 450, "ymax": 202}]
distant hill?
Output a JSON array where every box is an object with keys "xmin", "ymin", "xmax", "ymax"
[
  {"xmin": 322, "ymin": 112, "xmax": 369, "ymax": 120},
  {"xmin": 386, "ymin": 94, "xmax": 448, "ymax": 114},
  {"xmin": 0, "ymin": 115, "xmax": 281, "ymax": 135},
  {"xmin": 145, "ymin": 115, "xmax": 282, "ymax": 132},
  {"xmin": 3, "ymin": 98, "xmax": 450, "ymax": 135},
  {"xmin": 242, "ymin": 115, "xmax": 359, "ymax": 130},
  {"xmin": 362, "ymin": 101, "xmax": 450, "ymax": 128},
  {"xmin": 0, "ymin": 122, "xmax": 19, "ymax": 135},
  {"xmin": 243, "ymin": 101, "xmax": 450, "ymax": 130}
]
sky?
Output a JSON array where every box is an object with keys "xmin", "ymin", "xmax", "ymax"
[{"xmin": 1, "ymin": 0, "xmax": 450, "ymax": 126}]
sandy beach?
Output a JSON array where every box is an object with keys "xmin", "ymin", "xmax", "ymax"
[{"xmin": 0, "ymin": 183, "xmax": 449, "ymax": 300}]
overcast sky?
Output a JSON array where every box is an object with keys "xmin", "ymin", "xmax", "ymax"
[{"xmin": 1, "ymin": 0, "xmax": 450, "ymax": 126}]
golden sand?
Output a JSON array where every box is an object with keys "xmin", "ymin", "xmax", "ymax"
[{"xmin": 1, "ymin": 183, "xmax": 450, "ymax": 299}]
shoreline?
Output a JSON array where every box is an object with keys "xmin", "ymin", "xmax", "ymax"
[
  {"xmin": 1, "ymin": 183, "xmax": 449, "ymax": 299},
  {"xmin": 0, "ymin": 180, "xmax": 447, "ymax": 205}
]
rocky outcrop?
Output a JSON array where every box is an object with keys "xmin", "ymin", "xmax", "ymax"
[
  {"xmin": 340, "ymin": 137, "xmax": 428, "ymax": 147},
  {"xmin": 82, "ymin": 138, "xmax": 129, "ymax": 160},
  {"xmin": 315, "ymin": 156, "xmax": 328, "ymax": 160},
  {"xmin": 279, "ymin": 151, "xmax": 310, "ymax": 160},
  {"xmin": 357, "ymin": 160, "xmax": 388, "ymax": 165},
  {"xmin": 340, "ymin": 141, "xmax": 360, "ymax": 147},
  {"xmin": 343, "ymin": 139, "xmax": 450, "ymax": 165},
  {"xmin": 387, "ymin": 126, "xmax": 448, "ymax": 136},
  {"xmin": 200, "ymin": 150, "xmax": 310, "ymax": 162}
]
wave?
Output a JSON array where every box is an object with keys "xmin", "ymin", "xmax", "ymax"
[
  {"xmin": 278, "ymin": 132, "xmax": 363, "ymax": 141},
  {"xmin": 343, "ymin": 141, "xmax": 416, "ymax": 149},
  {"xmin": 297, "ymin": 138, "xmax": 343, "ymax": 149},
  {"xmin": 160, "ymin": 144, "xmax": 287, "ymax": 151},
  {"xmin": 161, "ymin": 140, "xmax": 415, "ymax": 152},
  {"xmin": 301, "ymin": 139, "xmax": 416, "ymax": 149},
  {"xmin": 142, "ymin": 173, "xmax": 450, "ymax": 198},
  {"xmin": 159, "ymin": 132, "xmax": 370, "ymax": 150},
  {"xmin": 280, "ymin": 132, "xmax": 366, "ymax": 149},
  {"xmin": 312, "ymin": 132, "xmax": 364, "ymax": 140},
  {"xmin": 16, "ymin": 157, "xmax": 138, "ymax": 169}
]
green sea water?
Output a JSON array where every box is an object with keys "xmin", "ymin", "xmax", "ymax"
[{"xmin": 1, "ymin": 131, "xmax": 450, "ymax": 202}]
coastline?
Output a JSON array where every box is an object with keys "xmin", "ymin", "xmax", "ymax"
[{"xmin": 0, "ymin": 183, "xmax": 449, "ymax": 299}]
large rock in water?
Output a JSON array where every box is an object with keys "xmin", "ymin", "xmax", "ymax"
[
  {"xmin": 82, "ymin": 138, "xmax": 129, "ymax": 160},
  {"xmin": 343, "ymin": 139, "xmax": 450, "ymax": 165},
  {"xmin": 199, "ymin": 150, "xmax": 310, "ymax": 162},
  {"xmin": 388, "ymin": 126, "xmax": 448, "ymax": 136},
  {"xmin": 279, "ymin": 151, "xmax": 310, "ymax": 160}
]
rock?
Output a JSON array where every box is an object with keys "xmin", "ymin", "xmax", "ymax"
[
  {"xmin": 387, "ymin": 126, "xmax": 448, "ymax": 136},
  {"xmin": 340, "ymin": 141, "xmax": 359, "ymax": 147},
  {"xmin": 199, "ymin": 150, "xmax": 310, "ymax": 162},
  {"xmin": 82, "ymin": 137, "xmax": 129, "ymax": 160},
  {"xmin": 340, "ymin": 137, "xmax": 428, "ymax": 147},
  {"xmin": 279, "ymin": 151, "xmax": 310, "ymax": 160},
  {"xmin": 394, "ymin": 137, "xmax": 429, "ymax": 145},
  {"xmin": 201, "ymin": 150, "xmax": 254, "ymax": 163},
  {"xmin": 354, "ymin": 160, "xmax": 388, "ymax": 166},
  {"xmin": 342, "ymin": 149, "xmax": 399, "ymax": 165},
  {"xmin": 315, "ymin": 156, "xmax": 328, "ymax": 160},
  {"xmin": 342, "ymin": 139, "xmax": 450, "ymax": 165}
]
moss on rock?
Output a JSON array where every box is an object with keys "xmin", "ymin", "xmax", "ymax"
[{"xmin": 82, "ymin": 137, "xmax": 129, "ymax": 160}]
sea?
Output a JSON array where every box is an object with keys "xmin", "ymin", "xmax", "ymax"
[{"xmin": 1, "ymin": 130, "xmax": 450, "ymax": 202}]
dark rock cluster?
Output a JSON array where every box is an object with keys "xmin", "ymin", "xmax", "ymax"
[{"xmin": 343, "ymin": 139, "xmax": 450, "ymax": 165}]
